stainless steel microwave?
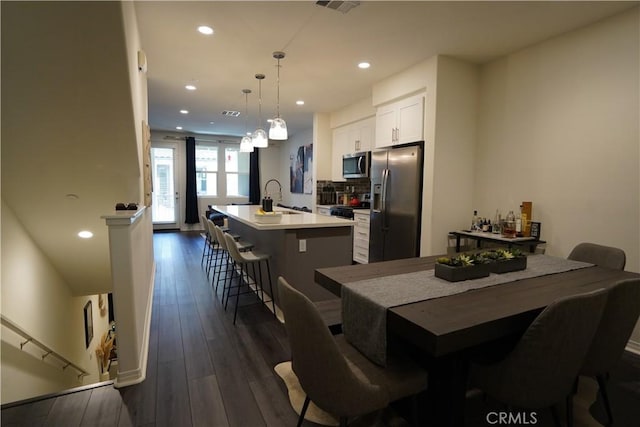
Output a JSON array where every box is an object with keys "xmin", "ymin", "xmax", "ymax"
[{"xmin": 343, "ymin": 151, "xmax": 370, "ymax": 178}]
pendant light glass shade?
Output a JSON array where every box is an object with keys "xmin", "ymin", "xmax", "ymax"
[
  {"xmin": 253, "ymin": 74, "xmax": 268, "ymax": 148},
  {"xmin": 269, "ymin": 51, "xmax": 288, "ymax": 140},
  {"xmin": 239, "ymin": 88, "xmax": 254, "ymax": 152},
  {"xmin": 269, "ymin": 117, "xmax": 287, "ymax": 140},
  {"xmin": 252, "ymin": 129, "xmax": 268, "ymax": 148},
  {"xmin": 240, "ymin": 135, "xmax": 254, "ymax": 152}
]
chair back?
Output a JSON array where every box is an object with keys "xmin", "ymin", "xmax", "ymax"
[
  {"xmin": 205, "ymin": 219, "xmax": 217, "ymax": 243},
  {"xmin": 213, "ymin": 225, "xmax": 228, "ymax": 251},
  {"xmin": 581, "ymin": 278, "xmax": 640, "ymax": 376},
  {"xmin": 476, "ymin": 288, "xmax": 607, "ymax": 409},
  {"xmin": 568, "ymin": 242, "xmax": 626, "ymax": 270},
  {"xmin": 223, "ymin": 232, "xmax": 243, "ymax": 263},
  {"xmin": 277, "ymin": 277, "xmax": 386, "ymax": 416}
]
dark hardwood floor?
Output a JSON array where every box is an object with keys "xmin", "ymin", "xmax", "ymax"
[{"xmin": 3, "ymin": 231, "xmax": 640, "ymax": 426}]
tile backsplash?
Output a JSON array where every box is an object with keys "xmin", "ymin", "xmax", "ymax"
[{"xmin": 317, "ymin": 178, "xmax": 370, "ymax": 205}]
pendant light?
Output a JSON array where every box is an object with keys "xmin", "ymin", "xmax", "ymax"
[
  {"xmin": 269, "ymin": 51, "xmax": 288, "ymax": 140},
  {"xmin": 252, "ymin": 74, "xmax": 268, "ymax": 148},
  {"xmin": 239, "ymin": 88, "xmax": 254, "ymax": 153}
]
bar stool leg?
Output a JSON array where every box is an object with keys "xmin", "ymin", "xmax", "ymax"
[
  {"xmin": 224, "ymin": 260, "xmax": 237, "ymax": 310},
  {"xmin": 233, "ymin": 262, "xmax": 247, "ymax": 325},
  {"xmin": 264, "ymin": 259, "xmax": 276, "ymax": 317}
]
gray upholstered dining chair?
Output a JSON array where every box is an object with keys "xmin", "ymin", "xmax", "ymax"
[
  {"xmin": 277, "ymin": 277, "xmax": 428, "ymax": 427},
  {"xmin": 470, "ymin": 288, "xmax": 608, "ymax": 427},
  {"xmin": 568, "ymin": 242, "xmax": 626, "ymax": 270},
  {"xmin": 578, "ymin": 278, "xmax": 640, "ymax": 424}
]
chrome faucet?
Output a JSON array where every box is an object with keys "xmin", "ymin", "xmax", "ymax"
[{"xmin": 264, "ymin": 179, "xmax": 283, "ymax": 201}]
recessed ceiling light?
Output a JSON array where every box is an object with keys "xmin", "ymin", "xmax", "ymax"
[
  {"xmin": 209, "ymin": 121, "xmax": 215, "ymax": 125},
  {"xmin": 180, "ymin": 109, "xmax": 189, "ymax": 114},
  {"xmin": 197, "ymin": 25, "xmax": 214, "ymax": 35},
  {"xmin": 176, "ymin": 126, "xmax": 183, "ymax": 130},
  {"xmin": 78, "ymin": 231, "xmax": 93, "ymax": 239},
  {"xmin": 358, "ymin": 62, "xmax": 371, "ymax": 69},
  {"xmin": 296, "ymin": 100, "xmax": 305, "ymax": 105},
  {"xmin": 185, "ymin": 85, "xmax": 197, "ymax": 91}
]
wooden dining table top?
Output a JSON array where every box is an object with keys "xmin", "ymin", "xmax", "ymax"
[{"xmin": 315, "ymin": 255, "xmax": 640, "ymax": 358}]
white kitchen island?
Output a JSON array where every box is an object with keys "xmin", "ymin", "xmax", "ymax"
[{"xmin": 211, "ymin": 205, "xmax": 354, "ymax": 303}]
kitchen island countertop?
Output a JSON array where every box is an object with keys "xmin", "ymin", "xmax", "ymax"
[{"xmin": 211, "ymin": 205, "xmax": 354, "ymax": 230}]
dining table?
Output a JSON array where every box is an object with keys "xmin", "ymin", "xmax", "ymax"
[{"xmin": 315, "ymin": 254, "xmax": 640, "ymax": 427}]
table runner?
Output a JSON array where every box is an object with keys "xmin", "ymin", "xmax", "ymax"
[{"xmin": 341, "ymin": 255, "xmax": 593, "ymax": 366}]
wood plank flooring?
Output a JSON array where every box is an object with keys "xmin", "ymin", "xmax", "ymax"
[{"xmin": 3, "ymin": 231, "xmax": 640, "ymax": 426}]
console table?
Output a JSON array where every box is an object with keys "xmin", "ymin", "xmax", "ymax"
[{"xmin": 449, "ymin": 230, "xmax": 546, "ymax": 253}]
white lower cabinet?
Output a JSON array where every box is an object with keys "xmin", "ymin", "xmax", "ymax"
[{"xmin": 353, "ymin": 211, "xmax": 370, "ymax": 264}]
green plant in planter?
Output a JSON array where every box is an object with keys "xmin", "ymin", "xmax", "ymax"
[
  {"xmin": 437, "ymin": 253, "xmax": 491, "ymax": 266},
  {"xmin": 435, "ymin": 253, "xmax": 492, "ymax": 282},
  {"xmin": 481, "ymin": 248, "xmax": 527, "ymax": 274}
]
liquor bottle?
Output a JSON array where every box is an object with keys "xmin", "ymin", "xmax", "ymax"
[
  {"xmin": 504, "ymin": 210, "xmax": 516, "ymax": 238},
  {"xmin": 520, "ymin": 204, "xmax": 528, "ymax": 237},
  {"xmin": 493, "ymin": 210, "xmax": 501, "ymax": 234},
  {"xmin": 471, "ymin": 210, "xmax": 478, "ymax": 231},
  {"xmin": 515, "ymin": 206, "xmax": 522, "ymax": 235}
]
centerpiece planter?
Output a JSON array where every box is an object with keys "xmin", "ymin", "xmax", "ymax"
[
  {"xmin": 435, "ymin": 262, "xmax": 491, "ymax": 282},
  {"xmin": 482, "ymin": 249, "xmax": 527, "ymax": 274},
  {"xmin": 489, "ymin": 256, "xmax": 527, "ymax": 273},
  {"xmin": 435, "ymin": 253, "xmax": 491, "ymax": 282}
]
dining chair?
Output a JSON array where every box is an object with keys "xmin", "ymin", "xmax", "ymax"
[
  {"xmin": 470, "ymin": 288, "xmax": 608, "ymax": 427},
  {"xmin": 277, "ymin": 276, "xmax": 428, "ymax": 427},
  {"xmin": 212, "ymin": 225, "xmax": 253, "ymax": 299},
  {"xmin": 568, "ymin": 242, "xmax": 626, "ymax": 270},
  {"xmin": 578, "ymin": 278, "xmax": 640, "ymax": 424}
]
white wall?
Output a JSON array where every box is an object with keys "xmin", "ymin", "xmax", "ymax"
[
  {"xmin": 429, "ymin": 57, "xmax": 479, "ymax": 254},
  {"xmin": 276, "ymin": 128, "xmax": 315, "ymax": 210},
  {"xmin": 474, "ymin": 8, "xmax": 640, "ymax": 344},
  {"xmin": 1, "ymin": 201, "xmax": 104, "ymax": 404}
]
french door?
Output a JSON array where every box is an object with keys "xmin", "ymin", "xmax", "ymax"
[{"xmin": 151, "ymin": 144, "xmax": 180, "ymax": 230}]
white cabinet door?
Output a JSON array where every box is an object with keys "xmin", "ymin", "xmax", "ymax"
[
  {"xmin": 375, "ymin": 93, "xmax": 424, "ymax": 148},
  {"xmin": 397, "ymin": 95, "xmax": 424, "ymax": 144},
  {"xmin": 375, "ymin": 106, "xmax": 397, "ymax": 148},
  {"xmin": 356, "ymin": 117, "xmax": 375, "ymax": 152}
]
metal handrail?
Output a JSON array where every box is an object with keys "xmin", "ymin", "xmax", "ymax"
[{"xmin": 1, "ymin": 314, "xmax": 89, "ymax": 379}]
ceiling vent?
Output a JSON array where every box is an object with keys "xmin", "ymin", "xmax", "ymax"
[
  {"xmin": 221, "ymin": 110, "xmax": 241, "ymax": 117},
  {"xmin": 315, "ymin": 1, "xmax": 360, "ymax": 14}
]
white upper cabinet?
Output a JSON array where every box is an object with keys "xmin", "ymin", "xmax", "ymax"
[
  {"xmin": 375, "ymin": 93, "xmax": 424, "ymax": 148},
  {"xmin": 331, "ymin": 117, "xmax": 375, "ymax": 181}
]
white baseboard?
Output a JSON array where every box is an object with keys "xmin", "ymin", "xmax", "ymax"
[{"xmin": 114, "ymin": 261, "xmax": 156, "ymax": 388}]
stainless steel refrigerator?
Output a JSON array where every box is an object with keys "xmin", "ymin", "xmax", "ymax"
[{"xmin": 369, "ymin": 143, "xmax": 423, "ymax": 262}]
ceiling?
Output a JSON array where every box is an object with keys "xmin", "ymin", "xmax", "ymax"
[
  {"xmin": 135, "ymin": 1, "xmax": 636, "ymax": 139},
  {"xmin": 2, "ymin": 1, "xmax": 636, "ymax": 298}
]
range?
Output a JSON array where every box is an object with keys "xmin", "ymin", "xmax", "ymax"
[{"xmin": 329, "ymin": 205, "xmax": 370, "ymax": 220}]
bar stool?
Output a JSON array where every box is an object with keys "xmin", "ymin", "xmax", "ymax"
[
  {"xmin": 212, "ymin": 225, "xmax": 253, "ymax": 298},
  {"xmin": 223, "ymin": 232, "xmax": 276, "ymax": 325},
  {"xmin": 201, "ymin": 214, "xmax": 212, "ymax": 267}
]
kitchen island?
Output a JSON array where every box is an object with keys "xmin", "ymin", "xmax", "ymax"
[{"xmin": 211, "ymin": 205, "xmax": 354, "ymax": 303}]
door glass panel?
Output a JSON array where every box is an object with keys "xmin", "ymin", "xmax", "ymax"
[{"xmin": 151, "ymin": 147, "xmax": 176, "ymax": 223}]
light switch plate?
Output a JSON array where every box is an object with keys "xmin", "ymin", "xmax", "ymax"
[{"xmin": 299, "ymin": 239, "xmax": 307, "ymax": 252}]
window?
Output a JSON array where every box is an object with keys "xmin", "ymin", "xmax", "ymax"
[
  {"xmin": 195, "ymin": 144, "xmax": 250, "ymax": 197},
  {"xmin": 195, "ymin": 145, "xmax": 218, "ymax": 196},
  {"xmin": 225, "ymin": 147, "xmax": 250, "ymax": 197}
]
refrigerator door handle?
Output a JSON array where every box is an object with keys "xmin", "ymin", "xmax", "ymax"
[{"xmin": 381, "ymin": 168, "xmax": 389, "ymax": 231}]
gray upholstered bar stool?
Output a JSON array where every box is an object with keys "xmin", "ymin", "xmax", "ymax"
[
  {"xmin": 223, "ymin": 232, "xmax": 276, "ymax": 325},
  {"xmin": 211, "ymin": 224, "xmax": 252, "ymax": 297},
  {"xmin": 201, "ymin": 214, "xmax": 212, "ymax": 267}
]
